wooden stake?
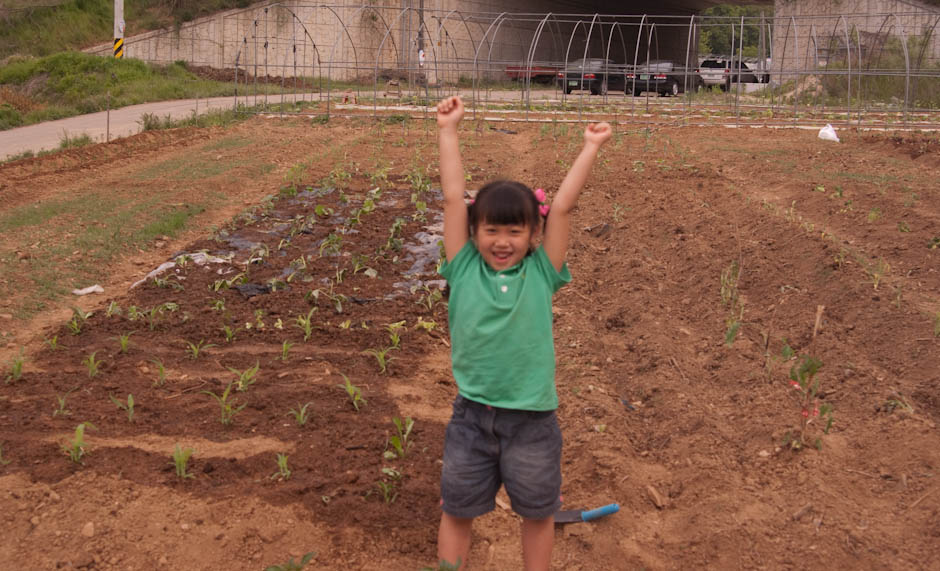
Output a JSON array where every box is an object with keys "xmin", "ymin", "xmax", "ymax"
[{"xmin": 812, "ymin": 305, "xmax": 825, "ymax": 339}]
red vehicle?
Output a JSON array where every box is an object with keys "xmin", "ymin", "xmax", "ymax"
[{"xmin": 505, "ymin": 65, "xmax": 560, "ymax": 83}]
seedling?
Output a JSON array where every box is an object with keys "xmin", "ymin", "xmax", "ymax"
[
  {"xmin": 82, "ymin": 351, "xmax": 103, "ymax": 379},
  {"xmin": 202, "ymin": 381, "xmax": 247, "ymax": 425},
  {"xmin": 53, "ymin": 388, "xmax": 77, "ymax": 417},
  {"xmin": 5, "ymin": 348, "xmax": 24, "ymax": 383},
  {"xmin": 784, "ymin": 356, "xmax": 834, "ymax": 450},
  {"xmin": 184, "ymin": 339, "xmax": 216, "ymax": 360},
  {"xmin": 271, "ymin": 453, "xmax": 292, "ymax": 481},
  {"xmin": 411, "ymin": 284, "xmax": 443, "ymax": 312},
  {"xmin": 867, "ymin": 258, "xmax": 890, "ymax": 290},
  {"xmin": 44, "ymin": 335, "xmax": 60, "ymax": 351},
  {"xmin": 933, "ymin": 312, "xmax": 940, "ymax": 337},
  {"xmin": 314, "ymin": 204, "xmax": 333, "ymax": 218},
  {"xmin": 221, "ymin": 324, "xmax": 242, "ymax": 343},
  {"xmin": 362, "ymin": 346, "xmax": 396, "ymax": 375},
  {"xmin": 386, "ymin": 320, "xmax": 406, "ymax": 348},
  {"xmin": 151, "ymin": 358, "xmax": 167, "ymax": 387},
  {"xmin": 62, "ymin": 422, "xmax": 96, "ymax": 464},
  {"xmin": 254, "ymin": 309, "xmax": 266, "ymax": 330},
  {"xmin": 210, "ymin": 299, "xmax": 226, "ymax": 312},
  {"xmin": 127, "ymin": 305, "xmax": 141, "ymax": 321},
  {"xmin": 0, "ymin": 442, "xmax": 10, "ymax": 466},
  {"xmin": 295, "ymin": 308, "xmax": 317, "ymax": 341},
  {"xmin": 719, "ymin": 261, "xmax": 740, "ymax": 307},
  {"xmin": 105, "ymin": 301, "xmax": 122, "ymax": 317},
  {"xmin": 867, "ymin": 207, "xmax": 882, "ymax": 223},
  {"xmin": 337, "ymin": 373, "xmax": 367, "ymax": 412},
  {"xmin": 264, "ymin": 552, "xmax": 316, "ymax": 571},
  {"xmin": 170, "ymin": 445, "xmax": 195, "ymax": 479},
  {"xmin": 108, "ymin": 393, "xmax": 136, "ymax": 422},
  {"xmin": 280, "ymin": 340, "xmax": 294, "ymax": 362},
  {"xmin": 319, "ymin": 232, "xmax": 343, "ymax": 257},
  {"xmin": 228, "ymin": 361, "xmax": 260, "ymax": 392},
  {"xmin": 287, "ymin": 402, "xmax": 313, "ymax": 427},
  {"xmin": 375, "ymin": 480, "xmax": 398, "ymax": 504},
  {"xmin": 114, "ymin": 332, "xmax": 135, "ymax": 354},
  {"xmin": 384, "ymin": 416, "xmax": 414, "ymax": 459},
  {"xmin": 414, "ymin": 317, "xmax": 437, "ymax": 332}
]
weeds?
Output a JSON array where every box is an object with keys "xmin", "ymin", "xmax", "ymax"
[
  {"xmin": 108, "ymin": 393, "xmax": 136, "ymax": 422},
  {"xmin": 184, "ymin": 339, "xmax": 216, "ymax": 360},
  {"xmin": 337, "ymin": 373, "xmax": 366, "ymax": 412},
  {"xmin": 171, "ymin": 445, "xmax": 195, "ymax": 479},
  {"xmin": 62, "ymin": 422, "xmax": 96, "ymax": 464},
  {"xmin": 228, "ymin": 361, "xmax": 260, "ymax": 392},
  {"xmin": 271, "ymin": 453, "xmax": 292, "ymax": 481},
  {"xmin": 287, "ymin": 402, "xmax": 314, "ymax": 427},
  {"xmin": 202, "ymin": 381, "xmax": 247, "ymax": 426},
  {"xmin": 384, "ymin": 417, "xmax": 414, "ymax": 459},
  {"xmin": 82, "ymin": 351, "xmax": 102, "ymax": 379},
  {"xmin": 784, "ymin": 356, "xmax": 834, "ymax": 450}
]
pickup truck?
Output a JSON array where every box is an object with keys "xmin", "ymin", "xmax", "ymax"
[
  {"xmin": 626, "ymin": 60, "xmax": 701, "ymax": 96},
  {"xmin": 505, "ymin": 65, "xmax": 560, "ymax": 83}
]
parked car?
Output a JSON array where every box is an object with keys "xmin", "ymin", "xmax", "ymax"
[
  {"xmin": 505, "ymin": 64, "xmax": 560, "ymax": 83},
  {"xmin": 697, "ymin": 56, "xmax": 770, "ymax": 90},
  {"xmin": 626, "ymin": 60, "xmax": 699, "ymax": 97},
  {"xmin": 555, "ymin": 58, "xmax": 627, "ymax": 95}
]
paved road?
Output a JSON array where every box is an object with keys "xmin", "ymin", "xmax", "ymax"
[{"xmin": 0, "ymin": 95, "xmax": 249, "ymax": 160}]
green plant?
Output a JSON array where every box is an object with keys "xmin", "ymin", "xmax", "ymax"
[
  {"xmin": 264, "ymin": 552, "xmax": 316, "ymax": 571},
  {"xmin": 319, "ymin": 232, "xmax": 343, "ymax": 257},
  {"xmin": 386, "ymin": 320, "xmax": 406, "ymax": 349},
  {"xmin": 44, "ymin": 335, "xmax": 60, "ymax": 351},
  {"xmin": 0, "ymin": 442, "xmax": 10, "ymax": 466},
  {"xmin": 414, "ymin": 317, "xmax": 437, "ymax": 333},
  {"xmin": 337, "ymin": 373, "xmax": 366, "ymax": 412},
  {"xmin": 375, "ymin": 480, "xmax": 398, "ymax": 504},
  {"xmin": 108, "ymin": 393, "xmax": 135, "ymax": 422},
  {"xmin": 5, "ymin": 348, "xmax": 25, "ymax": 383},
  {"xmin": 147, "ymin": 302, "xmax": 179, "ymax": 331},
  {"xmin": 184, "ymin": 339, "xmax": 216, "ymax": 360},
  {"xmin": 202, "ymin": 381, "xmax": 247, "ymax": 426},
  {"xmin": 151, "ymin": 358, "xmax": 167, "ymax": 387},
  {"xmin": 898, "ymin": 221, "xmax": 911, "ymax": 233},
  {"xmin": 867, "ymin": 258, "xmax": 890, "ymax": 290},
  {"xmin": 221, "ymin": 324, "xmax": 242, "ymax": 343},
  {"xmin": 67, "ymin": 307, "xmax": 91, "ymax": 335},
  {"xmin": 280, "ymin": 340, "xmax": 294, "ymax": 362},
  {"xmin": 114, "ymin": 331, "xmax": 135, "ymax": 354},
  {"xmin": 171, "ymin": 445, "xmax": 195, "ymax": 479},
  {"xmin": 867, "ymin": 207, "xmax": 882, "ymax": 223},
  {"xmin": 362, "ymin": 346, "xmax": 396, "ymax": 375},
  {"xmin": 271, "ymin": 453, "xmax": 292, "ymax": 481},
  {"xmin": 105, "ymin": 301, "xmax": 122, "ymax": 317},
  {"xmin": 62, "ymin": 422, "xmax": 96, "ymax": 464},
  {"xmin": 295, "ymin": 308, "xmax": 317, "ymax": 341},
  {"xmin": 53, "ymin": 388, "xmax": 76, "ymax": 417},
  {"xmin": 785, "ymin": 356, "xmax": 834, "ymax": 450},
  {"xmin": 287, "ymin": 402, "xmax": 314, "ymax": 427},
  {"xmin": 384, "ymin": 417, "xmax": 414, "ymax": 459},
  {"xmin": 210, "ymin": 298, "xmax": 226, "ymax": 312},
  {"xmin": 82, "ymin": 351, "xmax": 102, "ymax": 379},
  {"xmin": 411, "ymin": 284, "xmax": 443, "ymax": 312},
  {"xmin": 228, "ymin": 361, "xmax": 260, "ymax": 392}
]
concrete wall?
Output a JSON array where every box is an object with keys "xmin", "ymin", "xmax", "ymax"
[
  {"xmin": 85, "ymin": 1, "xmax": 698, "ymax": 82},
  {"xmin": 772, "ymin": 0, "xmax": 940, "ymax": 76}
]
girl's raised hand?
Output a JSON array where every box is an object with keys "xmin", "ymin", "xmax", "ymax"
[
  {"xmin": 437, "ymin": 96, "xmax": 465, "ymax": 129},
  {"xmin": 584, "ymin": 122, "xmax": 613, "ymax": 147}
]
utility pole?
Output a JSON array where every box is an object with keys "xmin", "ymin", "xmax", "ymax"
[{"xmin": 113, "ymin": 0, "xmax": 124, "ymax": 59}]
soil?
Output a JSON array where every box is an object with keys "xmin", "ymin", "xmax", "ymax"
[{"xmin": 0, "ymin": 115, "xmax": 938, "ymax": 570}]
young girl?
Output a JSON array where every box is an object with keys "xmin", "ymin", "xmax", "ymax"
[{"xmin": 435, "ymin": 95, "xmax": 612, "ymax": 570}]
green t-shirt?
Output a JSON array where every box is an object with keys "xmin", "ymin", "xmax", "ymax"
[{"xmin": 440, "ymin": 242, "xmax": 571, "ymax": 410}]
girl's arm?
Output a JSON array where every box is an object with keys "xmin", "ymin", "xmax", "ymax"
[
  {"xmin": 437, "ymin": 96, "xmax": 468, "ymax": 262},
  {"xmin": 543, "ymin": 122, "xmax": 612, "ymax": 271}
]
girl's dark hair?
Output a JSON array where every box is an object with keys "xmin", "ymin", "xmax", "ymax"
[{"xmin": 468, "ymin": 180, "xmax": 542, "ymax": 234}]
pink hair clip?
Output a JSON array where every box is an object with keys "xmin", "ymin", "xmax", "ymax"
[{"xmin": 534, "ymin": 188, "xmax": 550, "ymax": 216}]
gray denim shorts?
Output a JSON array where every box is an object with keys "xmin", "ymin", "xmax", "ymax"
[{"xmin": 440, "ymin": 395, "xmax": 563, "ymax": 520}]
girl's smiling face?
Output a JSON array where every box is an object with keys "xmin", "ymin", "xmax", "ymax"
[{"xmin": 474, "ymin": 221, "xmax": 537, "ymax": 270}]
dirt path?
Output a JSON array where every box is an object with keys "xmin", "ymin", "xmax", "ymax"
[{"xmin": 0, "ymin": 117, "xmax": 938, "ymax": 570}]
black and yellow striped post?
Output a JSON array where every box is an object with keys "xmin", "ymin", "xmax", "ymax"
[{"xmin": 113, "ymin": 0, "xmax": 124, "ymax": 59}]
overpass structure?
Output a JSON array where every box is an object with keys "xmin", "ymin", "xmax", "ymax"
[{"xmin": 84, "ymin": 1, "xmax": 940, "ymax": 123}]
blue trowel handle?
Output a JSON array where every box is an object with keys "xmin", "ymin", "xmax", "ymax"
[{"xmin": 581, "ymin": 503, "xmax": 619, "ymax": 522}]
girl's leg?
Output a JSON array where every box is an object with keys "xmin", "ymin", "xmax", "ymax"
[
  {"xmin": 520, "ymin": 516, "xmax": 554, "ymax": 571},
  {"xmin": 438, "ymin": 512, "xmax": 473, "ymax": 569}
]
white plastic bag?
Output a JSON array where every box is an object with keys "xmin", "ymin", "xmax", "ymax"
[
  {"xmin": 818, "ymin": 124, "xmax": 840, "ymax": 142},
  {"xmin": 72, "ymin": 285, "xmax": 104, "ymax": 296}
]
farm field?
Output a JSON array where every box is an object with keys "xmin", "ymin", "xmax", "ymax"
[{"xmin": 0, "ymin": 114, "xmax": 938, "ymax": 570}]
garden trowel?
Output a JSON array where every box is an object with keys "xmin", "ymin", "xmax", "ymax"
[{"xmin": 554, "ymin": 503, "xmax": 619, "ymax": 524}]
